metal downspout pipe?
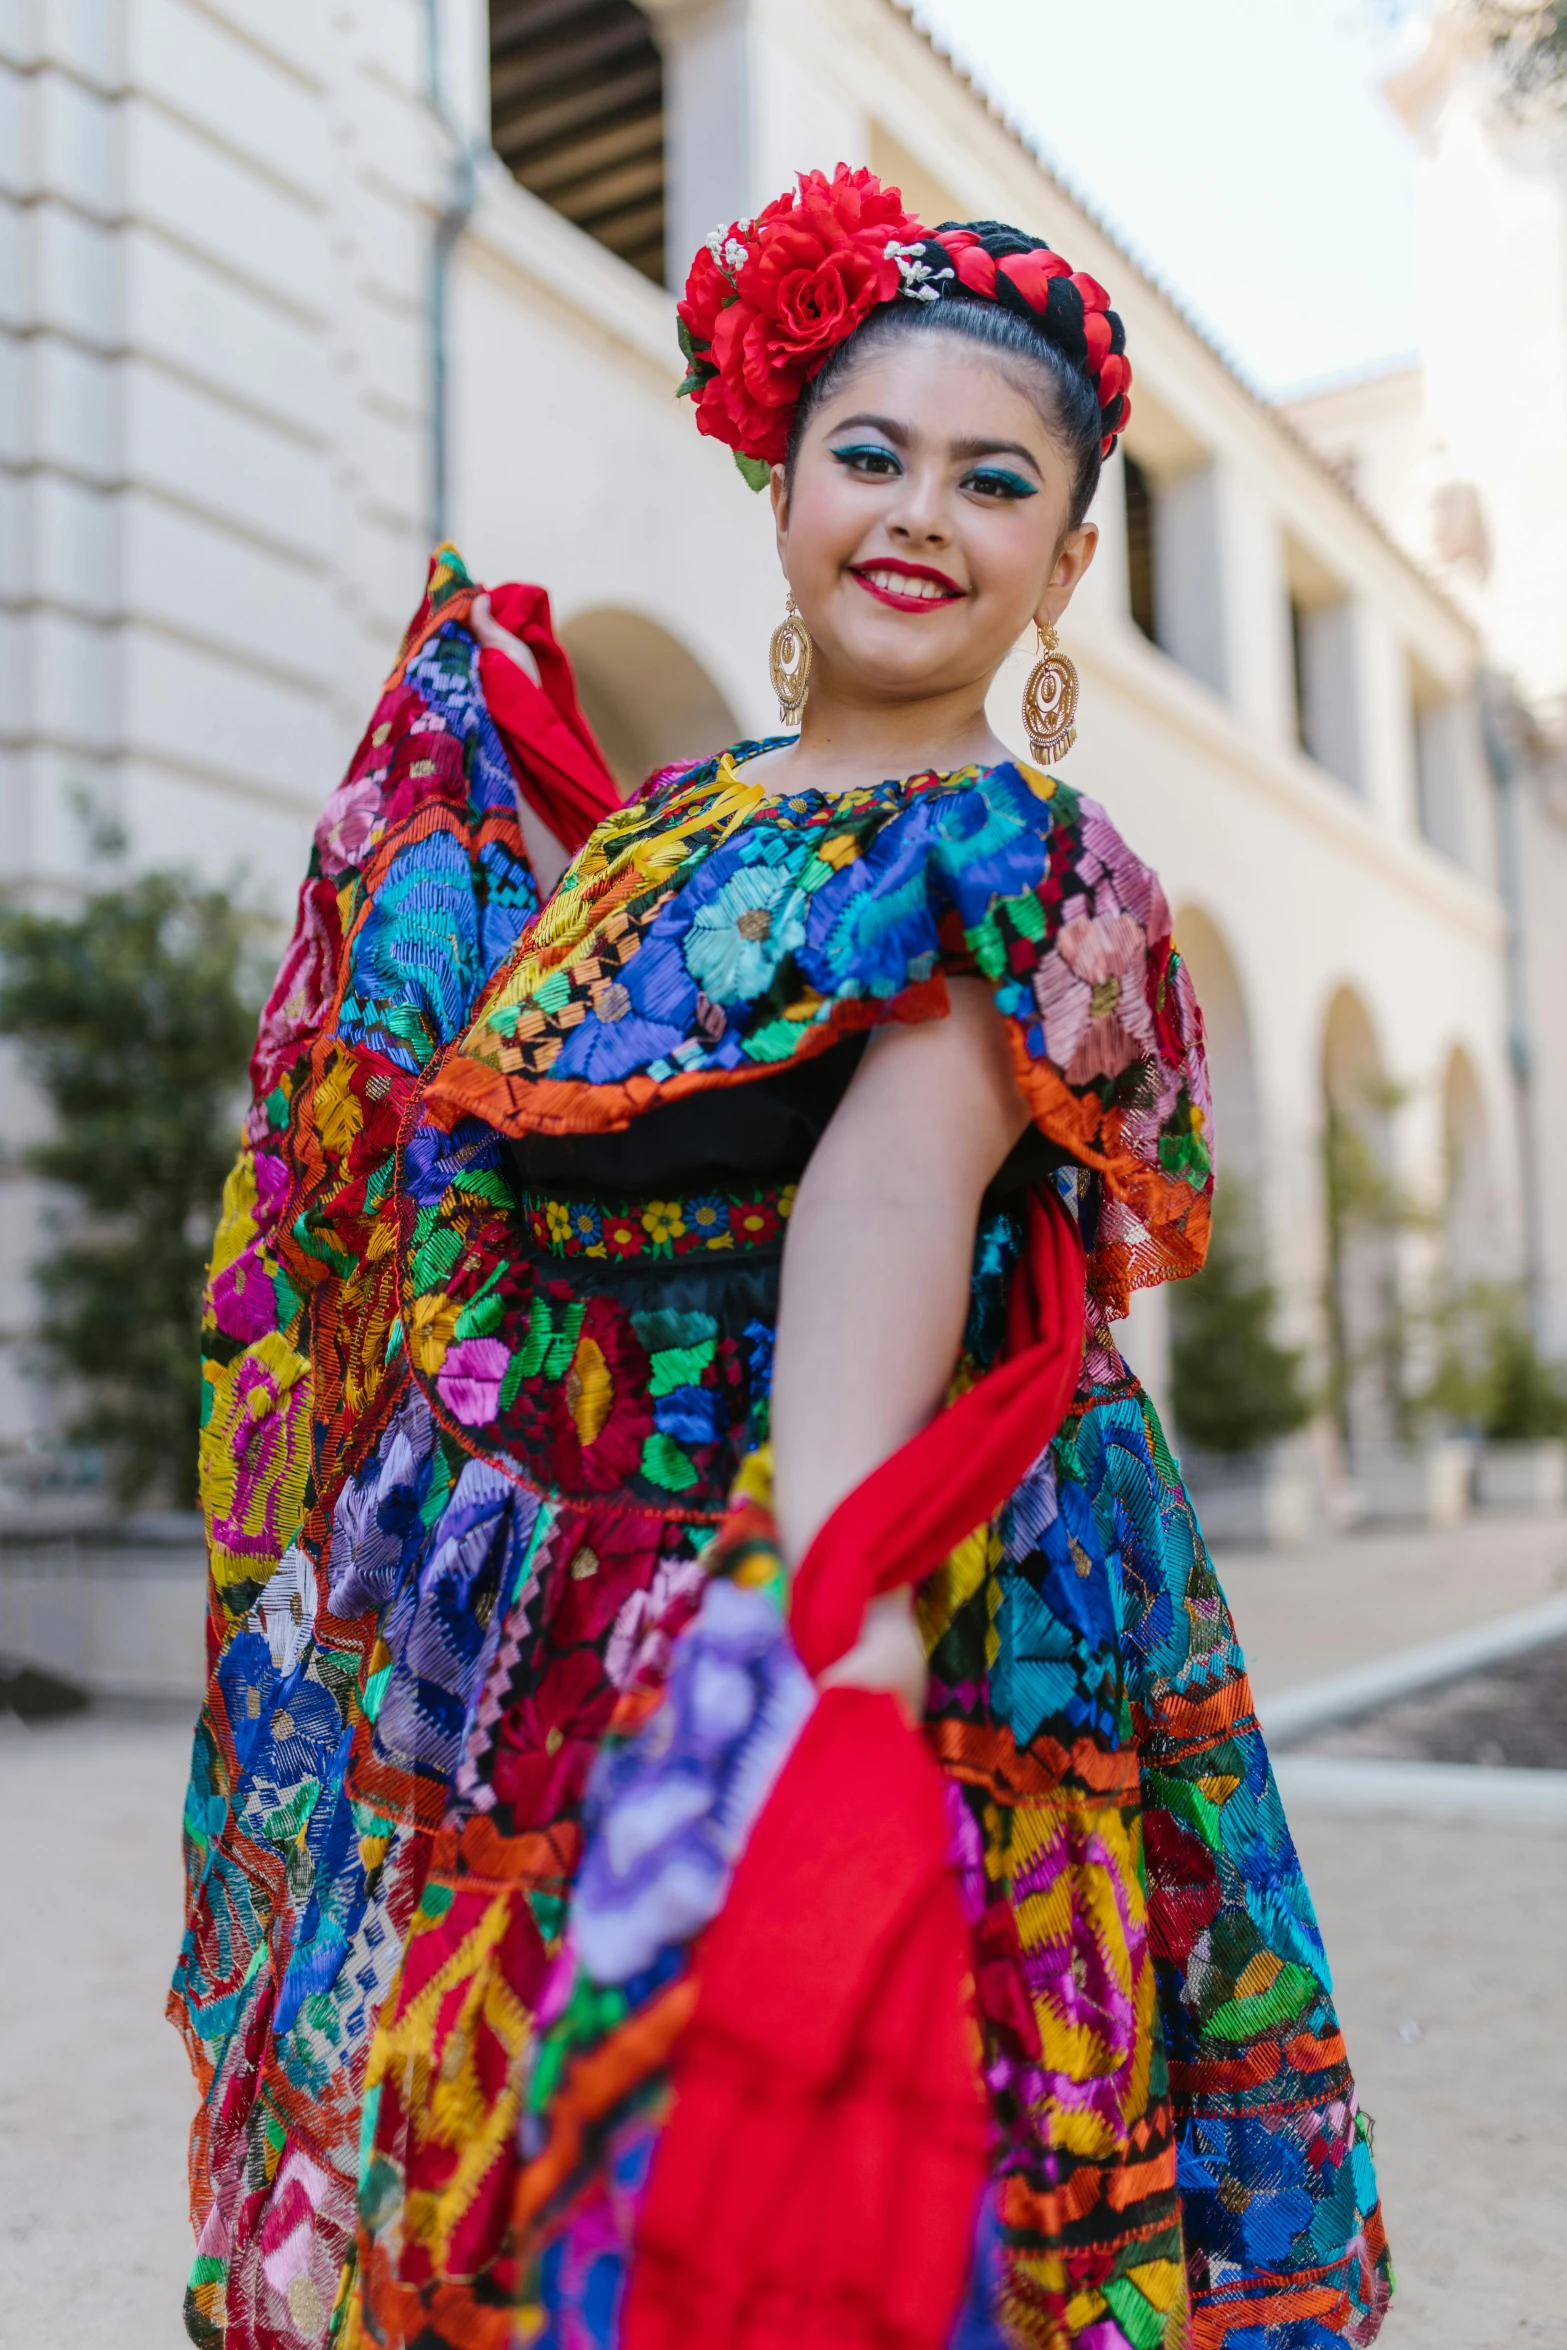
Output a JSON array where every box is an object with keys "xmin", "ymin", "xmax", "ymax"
[{"xmin": 424, "ymin": 0, "xmax": 480, "ymax": 547}]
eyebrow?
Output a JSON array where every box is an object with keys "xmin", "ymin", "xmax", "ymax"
[{"xmin": 829, "ymin": 413, "xmax": 1045, "ymax": 475}]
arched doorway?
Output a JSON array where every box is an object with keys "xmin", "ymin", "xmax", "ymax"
[
  {"xmin": 1320, "ymin": 986, "xmax": 1398, "ymax": 1450},
  {"xmin": 560, "ymin": 609, "xmax": 740, "ymax": 793},
  {"xmin": 1163, "ymin": 911, "xmax": 1310, "ymax": 1474},
  {"xmin": 1441, "ymin": 1046, "xmax": 1496, "ymax": 1292},
  {"xmin": 1172, "ymin": 907, "xmax": 1262, "ymax": 1198},
  {"xmin": 1125, "ymin": 910, "xmax": 1261, "ymax": 1435}
]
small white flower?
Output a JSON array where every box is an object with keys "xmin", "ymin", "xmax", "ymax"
[
  {"xmin": 705, "ymin": 220, "xmax": 752, "ymax": 274},
  {"xmin": 885, "ymin": 240, "xmax": 953, "ymax": 304}
]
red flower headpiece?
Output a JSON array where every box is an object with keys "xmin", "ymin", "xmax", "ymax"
[{"xmin": 677, "ymin": 165, "xmax": 1132, "ymax": 484}]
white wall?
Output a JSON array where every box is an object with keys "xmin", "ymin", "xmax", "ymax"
[{"xmin": 0, "ymin": 0, "xmax": 1525, "ymax": 1482}]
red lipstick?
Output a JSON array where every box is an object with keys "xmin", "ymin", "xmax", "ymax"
[{"xmin": 848, "ymin": 560, "xmax": 966, "ymax": 612}]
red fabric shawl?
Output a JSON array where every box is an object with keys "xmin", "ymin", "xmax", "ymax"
[
  {"xmin": 391, "ymin": 553, "xmax": 623, "ymax": 854},
  {"xmin": 480, "ymin": 580, "xmax": 623, "ymax": 854},
  {"xmin": 623, "ymin": 1189, "xmax": 1089, "ymax": 2350}
]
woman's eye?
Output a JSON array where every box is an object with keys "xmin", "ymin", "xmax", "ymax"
[
  {"xmin": 965, "ymin": 467, "xmax": 1039, "ymax": 500},
  {"xmin": 830, "ymin": 443, "xmax": 902, "ymax": 477}
]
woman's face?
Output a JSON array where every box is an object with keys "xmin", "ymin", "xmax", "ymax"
[{"xmin": 772, "ymin": 333, "xmax": 1098, "ymax": 708}]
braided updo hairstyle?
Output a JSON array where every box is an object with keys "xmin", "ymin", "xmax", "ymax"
[{"xmin": 784, "ymin": 221, "xmax": 1128, "ymax": 530}]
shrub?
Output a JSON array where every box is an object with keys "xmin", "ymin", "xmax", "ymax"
[
  {"xmin": 0, "ymin": 870, "xmax": 261, "ymax": 1506},
  {"xmin": 1170, "ymin": 1196, "xmax": 1313, "ymax": 1458},
  {"xmin": 1483, "ymin": 1313, "xmax": 1567, "ymax": 1442}
]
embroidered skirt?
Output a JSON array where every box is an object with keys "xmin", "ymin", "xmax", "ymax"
[{"xmin": 175, "ymin": 1176, "xmax": 1388, "ymax": 2350}]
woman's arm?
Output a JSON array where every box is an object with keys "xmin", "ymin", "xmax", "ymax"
[
  {"xmin": 469, "ymin": 592, "xmax": 573, "ymax": 897},
  {"xmin": 771, "ymin": 978, "xmax": 1032, "ymax": 1714}
]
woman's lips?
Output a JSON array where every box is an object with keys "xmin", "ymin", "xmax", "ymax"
[{"xmin": 848, "ymin": 562, "xmax": 966, "ymax": 613}]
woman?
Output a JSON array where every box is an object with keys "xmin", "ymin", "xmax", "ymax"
[{"xmin": 174, "ymin": 168, "xmax": 1391, "ymax": 2350}]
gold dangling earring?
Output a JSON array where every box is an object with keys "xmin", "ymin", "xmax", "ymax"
[
  {"xmin": 1022, "ymin": 622, "xmax": 1079, "ymax": 765},
  {"xmin": 769, "ymin": 589, "xmax": 811, "ymax": 727}
]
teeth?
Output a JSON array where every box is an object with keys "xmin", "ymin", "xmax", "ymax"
[{"xmin": 861, "ymin": 568, "xmax": 952, "ymax": 600}]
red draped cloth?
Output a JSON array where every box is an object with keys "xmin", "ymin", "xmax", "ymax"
[
  {"xmin": 392, "ymin": 551, "xmax": 623, "ymax": 853},
  {"xmin": 624, "ymin": 1190, "xmax": 1088, "ymax": 2350}
]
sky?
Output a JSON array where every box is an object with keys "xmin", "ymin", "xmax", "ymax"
[{"xmin": 909, "ymin": 0, "xmax": 1428, "ymax": 399}]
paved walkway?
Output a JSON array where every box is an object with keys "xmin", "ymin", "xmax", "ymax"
[
  {"xmin": 1216, "ymin": 1507, "xmax": 1567, "ymax": 1699},
  {"xmin": 2, "ymin": 1513, "xmax": 1564, "ymax": 2347},
  {"xmin": 0, "ymin": 1709, "xmax": 195, "ymax": 2349},
  {"xmin": 1292, "ymin": 1807, "xmax": 1566, "ymax": 2347}
]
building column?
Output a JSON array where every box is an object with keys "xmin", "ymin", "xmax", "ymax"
[
  {"xmin": 1215, "ymin": 462, "xmax": 1295, "ymax": 746},
  {"xmin": 640, "ymin": 0, "xmax": 754, "ymax": 290},
  {"xmin": 643, "ymin": 0, "xmax": 868, "ymax": 291},
  {"xmin": 1357, "ymin": 600, "xmax": 1420, "ymax": 836}
]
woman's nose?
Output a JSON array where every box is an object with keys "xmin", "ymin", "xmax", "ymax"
[{"xmin": 888, "ymin": 497, "xmax": 951, "ymax": 547}]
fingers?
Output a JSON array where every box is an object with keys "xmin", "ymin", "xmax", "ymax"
[
  {"xmin": 469, "ymin": 592, "xmax": 543, "ymax": 686},
  {"xmin": 816, "ymin": 1600, "xmax": 929, "ymax": 1726}
]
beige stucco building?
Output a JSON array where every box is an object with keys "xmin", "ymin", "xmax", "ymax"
[
  {"xmin": 1287, "ymin": 8, "xmax": 1567, "ymax": 1361},
  {"xmin": 0, "ymin": 0, "xmax": 1533, "ymax": 1506}
]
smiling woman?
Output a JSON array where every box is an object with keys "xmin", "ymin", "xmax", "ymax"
[{"xmin": 175, "ymin": 166, "xmax": 1392, "ymax": 2350}]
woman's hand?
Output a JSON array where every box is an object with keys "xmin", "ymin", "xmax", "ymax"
[
  {"xmin": 469, "ymin": 590, "xmax": 543, "ymax": 686},
  {"xmin": 817, "ymin": 1587, "xmax": 929, "ymax": 1726}
]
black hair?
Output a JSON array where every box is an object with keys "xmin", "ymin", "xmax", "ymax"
[{"xmin": 783, "ymin": 220, "xmax": 1118, "ymax": 530}]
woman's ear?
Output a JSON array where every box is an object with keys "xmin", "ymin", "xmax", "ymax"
[
  {"xmin": 1036, "ymin": 521, "xmax": 1099, "ymax": 630},
  {"xmin": 770, "ymin": 462, "xmax": 791, "ymax": 560}
]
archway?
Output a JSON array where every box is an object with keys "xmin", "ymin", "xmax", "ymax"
[
  {"xmin": 1441, "ymin": 1046, "xmax": 1496, "ymax": 1291},
  {"xmin": 1161, "ymin": 910, "xmax": 1287, "ymax": 1457},
  {"xmin": 560, "ymin": 609, "xmax": 740, "ymax": 794},
  {"xmin": 1320, "ymin": 986, "xmax": 1397, "ymax": 1450},
  {"xmin": 1172, "ymin": 907, "xmax": 1262, "ymax": 1198}
]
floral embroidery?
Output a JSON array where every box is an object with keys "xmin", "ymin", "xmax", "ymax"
[
  {"xmin": 517, "ymin": 1180, "xmax": 793, "ymax": 1262},
  {"xmin": 425, "ymin": 748, "xmax": 1212, "ymax": 1318}
]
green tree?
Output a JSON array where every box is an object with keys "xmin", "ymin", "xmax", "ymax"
[
  {"xmin": 1320, "ymin": 1089, "xmax": 1435, "ymax": 1445},
  {"xmin": 1469, "ymin": 0, "xmax": 1567, "ymax": 108},
  {"xmin": 1170, "ymin": 1196, "xmax": 1313, "ymax": 1457},
  {"xmin": 1483, "ymin": 1308, "xmax": 1567, "ymax": 1440},
  {"xmin": 0, "ymin": 870, "xmax": 261, "ymax": 1506}
]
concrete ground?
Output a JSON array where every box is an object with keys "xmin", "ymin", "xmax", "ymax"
[
  {"xmin": 1290, "ymin": 1807, "xmax": 1567, "ymax": 2348},
  {"xmin": 0, "ymin": 1708, "xmax": 196, "ymax": 2350},
  {"xmin": 2, "ymin": 1516, "xmax": 1565, "ymax": 2349},
  {"xmin": 1215, "ymin": 1508, "xmax": 1567, "ymax": 1702}
]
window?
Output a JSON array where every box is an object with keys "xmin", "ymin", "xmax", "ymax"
[
  {"xmin": 1118, "ymin": 391, "xmax": 1224, "ymax": 695},
  {"xmin": 1410, "ymin": 661, "xmax": 1483, "ymax": 869},
  {"xmin": 1284, "ymin": 537, "xmax": 1360, "ymax": 793},
  {"xmin": 1288, "ymin": 596, "xmax": 1309, "ymax": 751},
  {"xmin": 1123, "ymin": 452, "xmax": 1156, "ymax": 643},
  {"xmin": 490, "ymin": 1, "xmax": 666, "ymax": 284}
]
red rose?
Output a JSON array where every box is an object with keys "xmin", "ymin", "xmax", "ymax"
[
  {"xmin": 738, "ymin": 166, "xmax": 921, "ymax": 370},
  {"xmin": 678, "ymin": 239, "xmax": 735, "ymax": 350},
  {"xmin": 712, "ymin": 300, "xmax": 809, "ymax": 411},
  {"xmin": 677, "ymin": 164, "xmax": 925, "ymax": 465},
  {"xmin": 753, "ymin": 235, "xmax": 902, "ymax": 368},
  {"xmin": 692, "ymin": 372, "xmax": 792, "ymax": 467},
  {"xmin": 794, "ymin": 163, "xmax": 920, "ymax": 252}
]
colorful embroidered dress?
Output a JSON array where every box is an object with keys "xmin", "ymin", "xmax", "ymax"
[{"xmin": 174, "ymin": 575, "xmax": 1392, "ymax": 2350}]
